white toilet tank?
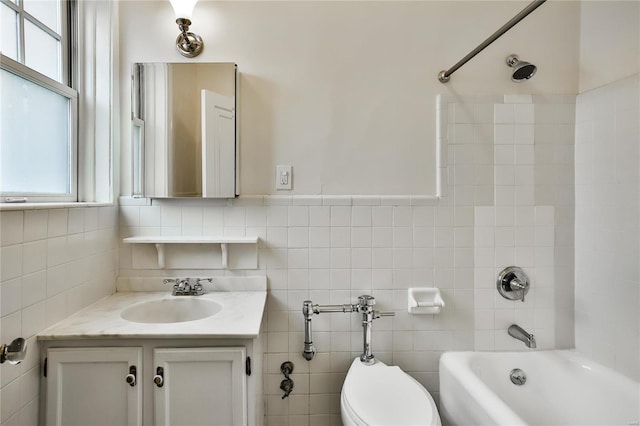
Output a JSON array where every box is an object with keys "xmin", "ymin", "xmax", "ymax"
[{"xmin": 341, "ymin": 358, "xmax": 442, "ymax": 426}]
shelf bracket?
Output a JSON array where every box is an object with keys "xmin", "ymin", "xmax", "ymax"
[
  {"xmin": 155, "ymin": 243, "xmax": 166, "ymax": 269},
  {"xmin": 221, "ymin": 243, "xmax": 228, "ymax": 268}
]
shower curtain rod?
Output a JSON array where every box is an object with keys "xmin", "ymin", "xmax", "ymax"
[{"xmin": 438, "ymin": 0, "xmax": 547, "ymax": 83}]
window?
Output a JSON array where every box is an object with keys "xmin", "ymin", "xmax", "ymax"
[{"xmin": 1, "ymin": 0, "xmax": 77, "ymax": 202}]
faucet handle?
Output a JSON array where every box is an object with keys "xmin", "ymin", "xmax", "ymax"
[
  {"xmin": 497, "ymin": 266, "xmax": 530, "ymax": 303},
  {"xmin": 164, "ymin": 278, "xmax": 182, "ymax": 295},
  {"xmin": 280, "ymin": 378, "xmax": 294, "ymax": 399},
  {"xmin": 509, "ymin": 278, "xmax": 528, "ymax": 302},
  {"xmin": 191, "ymin": 278, "xmax": 210, "ymax": 295},
  {"xmin": 374, "ymin": 311, "xmax": 395, "ymax": 319}
]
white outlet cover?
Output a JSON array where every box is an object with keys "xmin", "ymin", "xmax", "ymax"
[{"xmin": 276, "ymin": 165, "xmax": 292, "ymax": 190}]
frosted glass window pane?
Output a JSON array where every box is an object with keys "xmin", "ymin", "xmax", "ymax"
[
  {"xmin": 24, "ymin": 20, "xmax": 60, "ymax": 82},
  {"xmin": 1, "ymin": 4, "xmax": 18, "ymax": 60},
  {"xmin": 23, "ymin": 0, "xmax": 59, "ymax": 32},
  {"xmin": 0, "ymin": 69, "xmax": 70, "ymax": 194}
]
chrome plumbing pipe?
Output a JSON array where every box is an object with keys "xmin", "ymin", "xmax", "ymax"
[
  {"xmin": 302, "ymin": 301, "xmax": 317, "ymax": 361},
  {"xmin": 302, "ymin": 301, "xmax": 358, "ymax": 361},
  {"xmin": 314, "ymin": 304, "xmax": 358, "ymax": 314},
  {"xmin": 302, "ymin": 296, "xmax": 394, "ymax": 364}
]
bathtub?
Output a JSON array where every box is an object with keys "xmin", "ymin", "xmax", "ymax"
[{"xmin": 439, "ymin": 350, "xmax": 640, "ymax": 426}]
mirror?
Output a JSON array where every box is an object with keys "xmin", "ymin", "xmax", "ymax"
[{"xmin": 132, "ymin": 62, "xmax": 237, "ymax": 198}]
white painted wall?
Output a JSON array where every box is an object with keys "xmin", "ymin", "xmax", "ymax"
[
  {"xmin": 119, "ymin": 0, "xmax": 581, "ymax": 196},
  {"xmin": 579, "ymin": 1, "xmax": 640, "ymax": 92}
]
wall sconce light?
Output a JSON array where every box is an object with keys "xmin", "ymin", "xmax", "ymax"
[{"xmin": 169, "ymin": 0, "xmax": 203, "ymax": 58}]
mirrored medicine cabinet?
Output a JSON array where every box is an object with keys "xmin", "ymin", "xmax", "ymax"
[{"xmin": 131, "ymin": 62, "xmax": 238, "ymax": 198}]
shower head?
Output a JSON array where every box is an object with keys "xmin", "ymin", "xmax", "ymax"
[{"xmin": 506, "ymin": 54, "xmax": 537, "ymax": 82}]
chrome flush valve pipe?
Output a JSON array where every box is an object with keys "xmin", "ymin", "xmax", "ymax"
[
  {"xmin": 357, "ymin": 295, "xmax": 395, "ymax": 364},
  {"xmin": 358, "ymin": 296, "xmax": 376, "ymax": 364},
  {"xmin": 302, "ymin": 296, "xmax": 394, "ymax": 364}
]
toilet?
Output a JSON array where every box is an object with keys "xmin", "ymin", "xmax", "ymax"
[{"xmin": 341, "ymin": 357, "xmax": 442, "ymax": 426}]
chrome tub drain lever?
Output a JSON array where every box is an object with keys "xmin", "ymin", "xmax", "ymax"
[{"xmin": 510, "ymin": 368, "xmax": 527, "ymax": 385}]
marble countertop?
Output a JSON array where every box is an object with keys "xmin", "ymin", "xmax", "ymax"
[{"xmin": 37, "ymin": 291, "xmax": 267, "ymax": 340}]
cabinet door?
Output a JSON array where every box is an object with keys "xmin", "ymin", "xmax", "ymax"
[
  {"xmin": 153, "ymin": 347, "xmax": 247, "ymax": 426},
  {"xmin": 45, "ymin": 347, "xmax": 143, "ymax": 426}
]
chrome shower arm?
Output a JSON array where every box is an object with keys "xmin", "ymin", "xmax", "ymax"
[{"xmin": 438, "ymin": 0, "xmax": 546, "ymax": 83}]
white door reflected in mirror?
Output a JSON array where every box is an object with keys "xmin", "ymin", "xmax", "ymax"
[{"xmin": 202, "ymin": 89, "xmax": 235, "ymax": 198}]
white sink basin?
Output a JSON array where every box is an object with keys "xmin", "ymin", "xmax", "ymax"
[{"xmin": 120, "ymin": 298, "xmax": 222, "ymax": 324}]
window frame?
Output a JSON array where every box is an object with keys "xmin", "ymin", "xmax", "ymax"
[{"xmin": 0, "ymin": 0, "xmax": 78, "ymax": 203}]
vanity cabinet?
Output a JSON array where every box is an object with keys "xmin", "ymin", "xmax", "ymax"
[
  {"xmin": 42, "ymin": 343, "xmax": 253, "ymax": 426},
  {"xmin": 45, "ymin": 347, "xmax": 143, "ymax": 426},
  {"xmin": 153, "ymin": 347, "xmax": 246, "ymax": 426}
]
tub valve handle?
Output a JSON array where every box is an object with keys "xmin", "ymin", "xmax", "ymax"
[
  {"xmin": 510, "ymin": 278, "xmax": 527, "ymax": 302},
  {"xmin": 497, "ymin": 266, "xmax": 530, "ymax": 303}
]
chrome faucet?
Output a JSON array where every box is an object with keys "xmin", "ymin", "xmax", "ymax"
[
  {"xmin": 508, "ymin": 324, "xmax": 537, "ymax": 348},
  {"xmin": 302, "ymin": 295, "xmax": 394, "ymax": 365},
  {"xmin": 163, "ymin": 278, "xmax": 211, "ymax": 296}
]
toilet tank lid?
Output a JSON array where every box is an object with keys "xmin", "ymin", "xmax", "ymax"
[{"xmin": 341, "ymin": 358, "xmax": 440, "ymax": 426}]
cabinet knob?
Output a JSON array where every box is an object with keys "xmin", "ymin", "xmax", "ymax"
[
  {"xmin": 125, "ymin": 366, "xmax": 137, "ymax": 387},
  {"xmin": 153, "ymin": 366, "xmax": 164, "ymax": 387},
  {"xmin": 125, "ymin": 374, "xmax": 136, "ymax": 386}
]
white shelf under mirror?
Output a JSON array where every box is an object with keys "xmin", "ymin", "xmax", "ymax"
[{"xmin": 123, "ymin": 236, "xmax": 259, "ymax": 269}]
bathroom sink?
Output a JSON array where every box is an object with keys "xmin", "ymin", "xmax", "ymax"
[{"xmin": 120, "ymin": 298, "xmax": 222, "ymax": 324}]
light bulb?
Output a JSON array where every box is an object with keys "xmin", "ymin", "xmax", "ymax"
[{"xmin": 169, "ymin": 0, "xmax": 198, "ymax": 20}]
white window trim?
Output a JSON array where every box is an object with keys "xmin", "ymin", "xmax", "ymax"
[{"xmin": 76, "ymin": 0, "xmax": 117, "ymax": 205}]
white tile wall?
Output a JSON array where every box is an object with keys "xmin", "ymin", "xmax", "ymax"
[
  {"xmin": 575, "ymin": 74, "xmax": 640, "ymax": 380},
  {"xmin": 474, "ymin": 205, "xmax": 556, "ymax": 350},
  {"xmin": 116, "ymin": 93, "xmax": 577, "ymax": 425},
  {"xmin": 445, "ymin": 94, "xmax": 574, "ymax": 351},
  {"xmin": 0, "ymin": 206, "xmax": 118, "ymax": 426}
]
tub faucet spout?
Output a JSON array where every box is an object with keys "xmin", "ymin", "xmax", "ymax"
[{"xmin": 508, "ymin": 324, "xmax": 536, "ymax": 348}]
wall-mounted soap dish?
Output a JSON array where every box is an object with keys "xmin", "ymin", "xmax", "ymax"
[{"xmin": 407, "ymin": 288, "xmax": 445, "ymax": 314}]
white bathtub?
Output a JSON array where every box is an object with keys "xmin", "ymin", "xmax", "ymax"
[{"xmin": 439, "ymin": 350, "xmax": 640, "ymax": 426}]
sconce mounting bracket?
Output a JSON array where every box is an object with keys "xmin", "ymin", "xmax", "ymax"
[{"xmin": 175, "ymin": 18, "xmax": 204, "ymax": 58}]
